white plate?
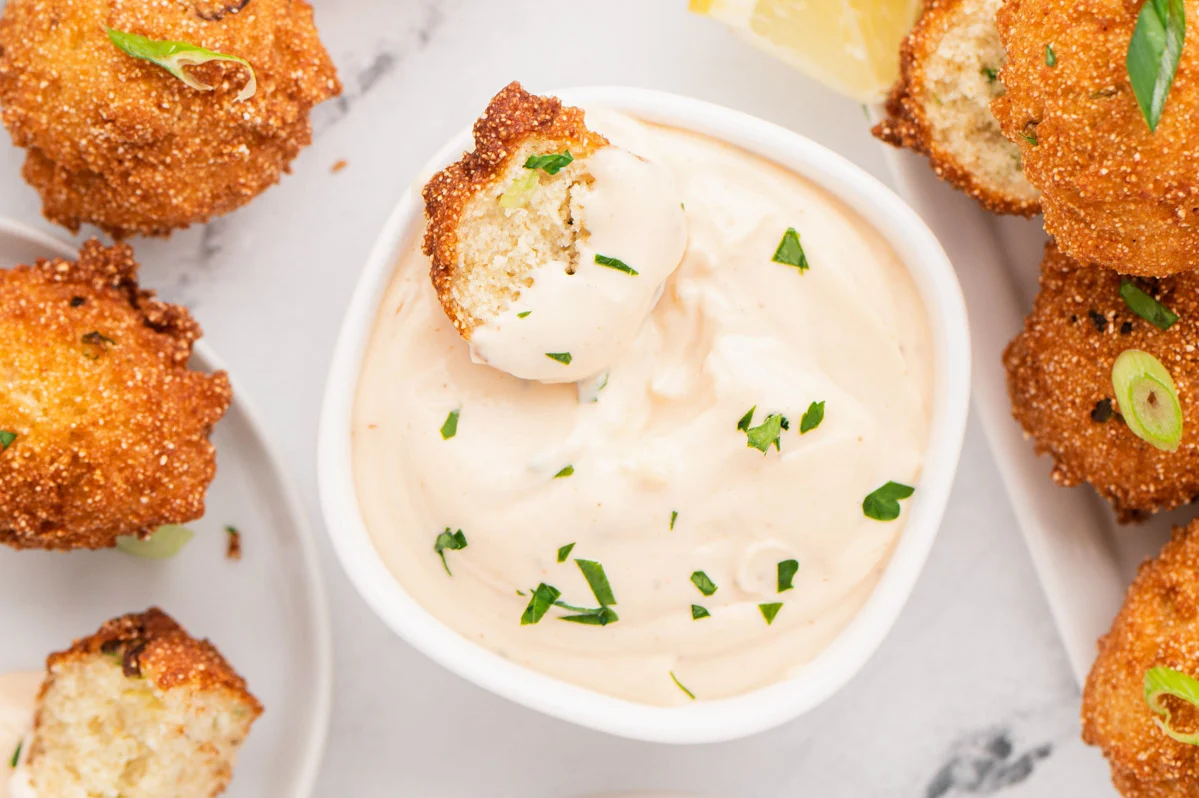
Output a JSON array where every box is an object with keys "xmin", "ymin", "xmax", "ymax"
[
  {"xmin": 0, "ymin": 219, "xmax": 332, "ymax": 797},
  {"xmin": 879, "ymin": 148, "xmax": 1177, "ymax": 686}
]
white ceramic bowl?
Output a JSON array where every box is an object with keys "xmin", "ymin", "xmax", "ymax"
[{"xmin": 318, "ymin": 86, "xmax": 971, "ymax": 744}]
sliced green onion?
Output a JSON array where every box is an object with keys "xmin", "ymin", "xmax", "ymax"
[
  {"xmin": 521, "ymin": 583, "xmax": 561, "ymax": 625},
  {"xmin": 862, "ymin": 481, "xmax": 916, "ymax": 521},
  {"xmin": 1128, "ymin": 0, "xmax": 1186, "ymax": 131},
  {"xmin": 115, "ymin": 524, "xmax": 195, "ymax": 559},
  {"xmin": 0, "ymin": 431, "xmax": 16, "ymax": 450},
  {"xmin": 524, "ymin": 151, "xmax": 574, "ymax": 175},
  {"xmin": 800, "ymin": 401, "xmax": 825, "ymax": 434},
  {"xmin": 106, "ymin": 28, "xmax": 256, "ymax": 102},
  {"xmin": 434, "ymin": 528, "xmax": 468, "ymax": 575},
  {"xmin": 440, "ymin": 409, "xmax": 460, "ymax": 440},
  {"xmin": 1112, "ymin": 349, "xmax": 1183, "ymax": 451},
  {"xmin": 690, "ymin": 570, "xmax": 718, "ymax": 597},
  {"xmin": 575, "ymin": 559, "xmax": 616, "ymax": 606},
  {"xmin": 759, "ymin": 602, "xmax": 783, "ymax": 625},
  {"xmin": 1120, "ymin": 280, "xmax": 1179, "ymax": 330},
  {"xmin": 778, "ymin": 559, "xmax": 799, "ymax": 592},
  {"xmin": 745, "ymin": 413, "xmax": 790, "ymax": 453},
  {"xmin": 545, "ymin": 352, "xmax": 572, "ymax": 365},
  {"xmin": 594, "ymin": 254, "xmax": 638, "ymax": 276},
  {"xmin": 557, "ymin": 543, "xmax": 575, "ymax": 563},
  {"xmin": 691, "ymin": 604, "xmax": 710, "ymax": 620},
  {"xmin": 772, "ymin": 227, "xmax": 808, "ymax": 272},
  {"xmin": 499, "ymin": 171, "xmax": 539, "ymax": 209},
  {"xmin": 670, "ymin": 671, "xmax": 696, "ymax": 700},
  {"xmin": 1145, "ymin": 666, "xmax": 1199, "ymax": 744}
]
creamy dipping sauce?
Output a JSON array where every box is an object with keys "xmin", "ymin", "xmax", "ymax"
[
  {"xmin": 353, "ymin": 109, "xmax": 933, "ymax": 705},
  {"xmin": 0, "ymin": 672, "xmax": 41, "ymax": 798}
]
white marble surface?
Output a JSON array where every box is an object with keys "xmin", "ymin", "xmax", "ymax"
[{"xmin": 0, "ymin": 1, "xmax": 1121, "ymax": 795}]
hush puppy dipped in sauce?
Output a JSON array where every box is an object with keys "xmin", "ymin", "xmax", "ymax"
[
  {"xmin": 1005, "ymin": 243, "xmax": 1199, "ymax": 522},
  {"xmin": 0, "ymin": 0, "xmax": 341, "ymax": 238},
  {"xmin": 993, "ymin": 0, "xmax": 1199, "ymax": 276},
  {"xmin": 0, "ymin": 240, "xmax": 231, "ymax": 551}
]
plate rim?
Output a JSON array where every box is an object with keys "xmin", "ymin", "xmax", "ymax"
[{"xmin": 0, "ymin": 217, "xmax": 335, "ymax": 797}]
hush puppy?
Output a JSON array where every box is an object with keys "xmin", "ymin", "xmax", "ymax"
[
  {"xmin": 874, "ymin": 0, "xmax": 1040, "ymax": 215},
  {"xmin": 1005, "ymin": 243, "xmax": 1199, "ymax": 521},
  {"xmin": 0, "ymin": 0, "xmax": 341, "ymax": 238},
  {"xmin": 1083, "ymin": 521, "xmax": 1199, "ymax": 797},
  {"xmin": 0, "ymin": 240, "xmax": 231, "ymax": 550},
  {"xmin": 993, "ymin": 0, "xmax": 1199, "ymax": 276},
  {"xmin": 18, "ymin": 608, "xmax": 262, "ymax": 797}
]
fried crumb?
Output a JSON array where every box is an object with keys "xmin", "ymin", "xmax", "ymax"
[{"xmin": 331, "ymin": 159, "xmax": 348, "ymax": 173}]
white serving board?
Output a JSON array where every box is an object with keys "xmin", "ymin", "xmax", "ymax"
[{"xmin": 879, "ymin": 148, "xmax": 1191, "ymax": 685}]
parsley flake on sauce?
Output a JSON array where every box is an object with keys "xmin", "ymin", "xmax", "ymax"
[
  {"xmin": 595, "ymin": 254, "xmax": 639, "ymax": 276},
  {"xmin": 759, "ymin": 602, "xmax": 784, "ymax": 625},
  {"xmin": 691, "ymin": 604, "xmax": 710, "ymax": 620},
  {"xmin": 554, "ymin": 465, "xmax": 575, "ymax": 478},
  {"xmin": 778, "ymin": 559, "xmax": 799, "ymax": 592},
  {"xmin": 670, "ymin": 510, "xmax": 678, "ymax": 530},
  {"xmin": 736, "ymin": 406, "xmax": 756, "ymax": 432},
  {"xmin": 434, "ymin": 528, "xmax": 468, "ymax": 575},
  {"xmin": 517, "ymin": 311, "xmax": 532, "ymax": 318},
  {"xmin": 10, "ymin": 740, "xmax": 20, "ymax": 768},
  {"xmin": 862, "ymin": 482, "xmax": 916, "ymax": 521},
  {"xmin": 772, "ymin": 227, "xmax": 809, "ymax": 272},
  {"xmin": 521, "ymin": 583, "xmax": 561, "ymax": 625},
  {"xmin": 440, "ymin": 409, "xmax": 460, "ymax": 440},
  {"xmin": 546, "ymin": 352, "xmax": 572, "ymax": 365},
  {"xmin": 557, "ymin": 543, "xmax": 576, "ymax": 563},
  {"xmin": 745, "ymin": 413, "xmax": 790, "ymax": 453},
  {"xmin": 576, "ymin": 559, "xmax": 616, "ymax": 606},
  {"xmin": 800, "ymin": 401, "xmax": 825, "ymax": 434},
  {"xmin": 690, "ymin": 570, "xmax": 718, "ymax": 597},
  {"xmin": 524, "ymin": 151, "xmax": 574, "ymax": 175},
  {"xmin": 671, "ymin": 671, "xmax": 696, "ymax": 700}
]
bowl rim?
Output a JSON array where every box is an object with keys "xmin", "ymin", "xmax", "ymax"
[{"xmin": 317, "ymin": 85, "xmax": 971, "ymax": 744}]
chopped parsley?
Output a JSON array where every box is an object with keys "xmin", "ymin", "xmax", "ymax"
[
  {"xmin": 575, "ymin": 559, "xmax": 616, "ymax": 606},
  {"xmin": 772, "ymin": 227, "xmax": 808, "ymax": 272},
  {"xmin": 671, "ymin": 671, "xmax": 696, "ymax": 700},
  {"xmin": 799, "ymin": 401, "xmax": 825, "ymax": 434},
  {"xmin": 517, "ymin": 311, "xmax": 532, "ymax": 318},
  {"xmin": 433, "ymin": 528, "xmax": 468, "ymax": 575},
  {"xmin": 520, "ymin": 583, "xmax": 561, "ymax": 625},
  {"xmin": 1128, "ymin": 0, "xmax": 1186, "ymax": 131},
  {"xmin": 670, "ymin": 510, "xmax": 678, "ymax": 530},
  {"xmin": 554, "ymin": 465, "xmax": 574, "ymax": 478},
  {"xmin": 745, "ymin": 412, "xmax": 790, "ymax": 453},
  {"xmin": 9, "ymin": 740, "xmax": 19, "ymax": 768},
  {"xmin": 1019, "ymin": 128, "xmax": 1039, "ymax": 147},
  {"xmin": 736, "ymin": 406, "xmax": 756, "ymax": 432},
  {"xmin": 1046, "ymin": 44, "xmax": 1057, "ymax": 66},
  {"xmin": 1120, "ymin": 279, "xmax": 1179, "ymax": 330},
  {"xmin": 0, "ymin": 431, "xmax": 16, "ymax": 451},
  {"xmin": 558, "ymin": 606, "xmax": 619, "ymax": 625},
  {"xmin": 440, "ymin": 408, "xmax": 460, "ymax": 440},
  {"xmin": 759, "ymin": 602, "xmax": 783, "ymax": 625},
  {"xmin": 690, "ymin": 570, "xmax": 718, "ymax": 597},
  {"xmin": 594, "ymin": 254, "xmax": 638, "ymax": 276},
  {"xmin": 557, "ymin": 542, "xmax": 575, "ymax": 563},
  {"xmin": 862, "ymin": 481, "xmax": 916, "ymax": 521},
  {"xmin": 691, "ymin": 604, "xmax": 710, "ymax": 620},
  {"xmin": 778, "ymin": 559, "xmax": 799, "ymax": 592},
  {"xmin": 545, "ymin": 352, "xmax": 572, "ymax": 365},
  {"xmin": 981, "ymin": 66, "xmax": 1000, "ymax": 82},
  {"xmin": 524, "ymin": 150, "xmax": 574, "ymax": 175}
]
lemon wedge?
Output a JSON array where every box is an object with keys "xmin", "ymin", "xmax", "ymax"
[{"xmin": 690, "ymin": 0, "xmax": 922, "ymax": 103}]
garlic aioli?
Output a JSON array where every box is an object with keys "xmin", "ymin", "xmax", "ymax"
[
  {"xmin": 0, "ymin": 672, "xmax": 40, "ymax": 798},
  {"xmin": 353, "ymin": 109, "xmax": 933, "ymax": 705},
  {"xmin": 470, "ymin": 147, "xmax": 688, "ymax": 383}
]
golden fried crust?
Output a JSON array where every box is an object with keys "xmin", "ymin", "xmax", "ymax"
[
  {"xmin": 993, "ymin": 0, "xmax": 1199, "ymax": 276},
  {"xmin": 45, "ymin": 608, "xmax": 262, "ymax": 713},
  {"xmin": 1082, "ymin": 522, "xmax": 1199, "ymax": 797},
  {"xmin": 0, "ymin": 0, "xmax": 341, "ymax": 238},
  {"xmin": 874, "ymin": 0, "xmax": 1040, "ymax": 216},
  {"xmin": 1005, "ymin": 243, "xmax": 1199, "ymax": 521},
  {"xmin": 421, "ymin": 81, "xmax": 608, "ymax": 337},
  {"xmin": 0, "ymin": 240, "xmax": 232, "ymax": 550}
]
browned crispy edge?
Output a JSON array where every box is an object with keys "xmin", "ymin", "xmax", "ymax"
[
  {"xmin": 872, "ymin": 0, "xmax": 1040, "ymax": 217},
  {"xmin": 420, "ymin": 81, "xmax": 609, "ymax": 337},
  {"xmin": 43, "ymin": 608, "xmax": 262, "ymax": 710}
]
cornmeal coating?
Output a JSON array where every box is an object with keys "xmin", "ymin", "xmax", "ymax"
[
  {"xmin": 28, "ymin": 608, "xmax": 262, "ymax": 798},
  {"xmin": 993, "ymin": 0, "xmax": 1199, "ymax": 276},
  {"xmin": 874, "ymin": 0, "xmax": 1040, "ymax": 215},
  {"xmin": 1005, "ymin": 243, "xmax": 1199, "ymax": 521},
  {"xmin": 421, "ymin": 81, "xmax": 608, "ymax": 339},
  {"xmin": 0, "ymin": 240, "xmax": 231, "ymax": 550},
  {"xmin": 1082, "ymin": 521, "xmax": 1199, "ymax": 797},
  {"xmin": 0, "ymin": 0, "xmax": 341, "ymax": 238}
]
